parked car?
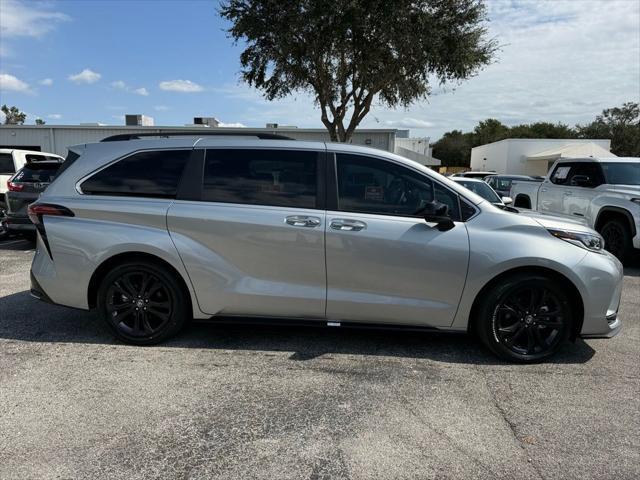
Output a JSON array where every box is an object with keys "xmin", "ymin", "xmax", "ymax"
[
  {"xmin": 485, "ymin": 174, "xmax": 542, "ymax": 198},
  {"xmin": 28, "ymin": 133, "xmax": 623, "ymax": 362},
  {"xmin": 4, "ymin": 160, "xmax": 64, "ymax": 238},
  {"xmin": 450, "ymin": 171, "xmax": 496, "ymax": 179},
  {"xmin": 510, "ymin": 157, "xmax": 640, "ymax": 263},
  {"xmin": 451, "ymin": 177, "xmax": 513, "ymax": 208}
]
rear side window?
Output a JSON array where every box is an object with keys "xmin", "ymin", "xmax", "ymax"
[
  {"xmin": 81, "ymin": 150, "xmax": 190, "ymax": 198},
  {"xmin": 0, "ymin": 153, "xmax": 14, "ymax": 174},
  {"xmin": 13, "ymin": 163, "xmax": 60, "ymax": 183},
  {"xmin": 202, "ymin": 149, "xmax": 318, "ymax": 208}
]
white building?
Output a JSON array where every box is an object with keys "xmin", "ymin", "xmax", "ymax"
[
  {"xmin": 470, "ymin": 138, "xmax": 614, "ymax": 176},
  {"xmin": 0, "ymin": 124, "xmax": 440, "ymax": 167}
]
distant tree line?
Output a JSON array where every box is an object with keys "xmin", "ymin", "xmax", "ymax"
[{"xmin": 432, "ymin": 102, "xmax": 640, "ymax": 167}]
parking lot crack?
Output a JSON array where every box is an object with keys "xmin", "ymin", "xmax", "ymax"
[{"xmin": 477, "ymin": 366, "xmax": 546, "ymax": 480}]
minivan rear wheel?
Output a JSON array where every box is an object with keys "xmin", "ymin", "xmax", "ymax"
[
  {"xmin": 97, "ymin": 261, "xmax": 190, "ymax": 345},
  {"xmin": 475, "ymin": 274, "xmax": 573, "ymax": 363}
]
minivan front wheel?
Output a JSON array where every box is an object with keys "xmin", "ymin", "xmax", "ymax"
[
  {"xmin": 97, "ymin": 261, "xmax": 190, "ymax": 345},
  {"xmin": 476, "ymin": 274, "xmax": 573, "ymax": 362}
]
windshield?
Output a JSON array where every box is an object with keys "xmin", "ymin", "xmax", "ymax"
[
  {"xmin": 456, "ymin": 180, "xmax": 502, "ymax": 203},
  {"xmin": 13, "ymin": 163, "xmax": 60, "ymax": 183},
  {"xmin": 601, "ymin": 162, "xmax": 640, "ymax": 185}
]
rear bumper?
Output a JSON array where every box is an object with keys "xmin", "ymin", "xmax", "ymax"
[
  {"xmin": 30, "ymin": 270, "xmax": 55, "ymax": 304},
  {"xmin": 5, "ymin": 215, "xmax": 35, "ymax": 232}
]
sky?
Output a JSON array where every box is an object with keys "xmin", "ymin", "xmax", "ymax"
[{"xmin": 0, "ymin": 0, "xmax": 639, "ymax": 141}]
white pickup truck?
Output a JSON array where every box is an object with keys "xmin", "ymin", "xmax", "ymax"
[{"xmin": 510, "ymin": 157, "xmax": 640, "ymax": 263}]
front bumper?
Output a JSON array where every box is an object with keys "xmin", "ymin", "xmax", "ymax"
[{"xmin": 575, "ymin": 250, "xmax": 624, "ymax": 338}]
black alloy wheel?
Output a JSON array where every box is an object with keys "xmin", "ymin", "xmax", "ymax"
[
  {"xmin": 98, "ymin": 261, "xmax": 190, "ymax": 344},
  {"xmin": 493, "ymin": 286, "xmax": 565, "ymax": 357},
  {"xmin": 600, "ymin": 219, "xmax": 631, "ymax": 263},
  {"xmin": 476, "ymin": 274, "xmax": 573, "ymax": 362}
]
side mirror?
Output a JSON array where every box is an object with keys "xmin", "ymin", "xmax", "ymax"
[
  {"xmin": 501, "ymin": 196, "xmax": 513, "ymax": 205},
  {"xmin": 422, "ymin": 201, "xmax": 455, "ymax": 231},
  {"xmin": 570, "ymin": 175, "xmax": 592, "ymax": 187}
]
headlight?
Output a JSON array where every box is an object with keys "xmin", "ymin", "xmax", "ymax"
[{"xmin": 548, "ymin": 228, "xmax": 605, "ymax": 253}]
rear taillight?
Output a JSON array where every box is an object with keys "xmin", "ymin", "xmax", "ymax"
[
  {"xmin": 7, "ymin": 181, "xmax": 24, "ymax": 192},
  {"xmin": 27, "ymin": 203, "xmax": 74, "ymax": 225}
]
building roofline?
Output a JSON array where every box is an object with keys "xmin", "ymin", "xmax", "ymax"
[
  {"xmin": 0, "ymin": 124, "xmax": 401, "ymax": 134},
  {"xmin": 471, "ymin": 137, "xmax": 612, "ymax": 148}
]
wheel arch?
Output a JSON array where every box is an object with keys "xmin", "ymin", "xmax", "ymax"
[
  {"xmin": 513, "ymin": 194, "xmax": 531, "ymax": 209},
  {"xmin": 594, "ymin": 206, "xmax": 636, "ymax": 238},
  {"xmin": 468, "ymin": 266, "xmax": 584, "ymax": 340},
  {"xmin": 87, "ymin": 251, "xmax": 193, "ymax": 315}
]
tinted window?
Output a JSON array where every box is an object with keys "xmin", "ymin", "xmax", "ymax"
[
  {"xmin": 26, "ymin": 154, "xmax": 59, "ymax": 162},
  {"xmin": 336, "ymin": 154, "xmax": 436, "ymax": 217},
  {"xmin": 203, "ymin": 149, "xmax": 317, "ymax": 208},
  {"xmin": 550, "ymin": 164, "xmax": 573, "ymax": 185},
  {"xmin": 0, "ymin": 153, "xmax": 14, "ymax": 174},
  {"xmin": 13, "ymin": 163, "xmax": 60, "ymax": 183},
  {"xmin": 81, "ymin": 149, "xmax": 190, "ymax": 198},
  {"xmin": 567, "ymin": 163, "xmax": 604, "ymax": 187},
  {"xmin": 601, "ymin": 162, "xmax": 640, "ymax": 185},
  {"xmin": 455, "ymin": 180, "xmax": 501, "ymax": 203}
]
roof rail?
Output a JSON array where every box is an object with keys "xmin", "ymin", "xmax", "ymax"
[{"xmin": 100, "ymin": 131, "xmax": 294, "ymax": 142}]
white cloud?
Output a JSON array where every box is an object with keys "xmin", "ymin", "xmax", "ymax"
[
  {"xmin": 0, "ymin": 0, "xmax": 70, "ymax": 39},
  {"xmin": 154, "ymin": 105, "xmax": 169, "ymax": 111},
  {"xmin": 218, "ymin": 122, "xmax": 247, "ymax": 128},
  {"xmin": 69, "ymin": 68, "xmax": 101, "ymax": 84},
  {"xmin": 111, "ymin": 80, "xmax": 126, "ymax": 89},
  {"xmin": 382, "ymin": 118, "xmax": 434, "ymax": 129},
  {"xmin": 48, "ymin": 114, "xmax": 62, "ymax": 119},
  {"xmin": 159, "ymin": 79, "xmax": 203, "ymax": 93},
  {"xmin": 133, "ymin": 87, "xmax": 149, "ymax": 96},
  {"xmin": 39, "ymin": 78, "xmax": 53, "ymax": 86},
  {"xmin": 111, "ymin": 81, "xmax": 149, "ymax": 96},
  {"xmin": 0, "ymin": 73, "xmax": 31, "ymax": 93}
]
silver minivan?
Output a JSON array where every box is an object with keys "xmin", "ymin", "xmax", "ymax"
[{"xmin": 28, "ymin": 133, "xmax": 623, "ymax": 362}]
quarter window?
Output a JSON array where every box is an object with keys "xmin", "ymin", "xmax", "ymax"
[
  {"xmin": 202, "ymin": 149, "xmax": 318, "ymax": 208},
  {"xmin": 81, "ymin": 149, "xmax": 190, "ymax": 198},
  {"xmin": 0, "ymin": 153, "xmax": 14, "ymax": 174}
]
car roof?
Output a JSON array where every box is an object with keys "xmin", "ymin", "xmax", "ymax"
[
  {"xmin": 451, "ymin": 177, "xmax": 487, "ymax": 183},
  {"xmin": 557, "ymin": 157, "xmax": 639, "ymax": 163},
  {"xmin": 0, "ymin": 148, "xmax": 62, "ymax": 157}
]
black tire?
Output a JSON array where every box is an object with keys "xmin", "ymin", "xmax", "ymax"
[
  {"xmin": 475, "ymin": 273, "xmax": 573, "ymax": 363},
  {"xmin": 600, "ymin": 219, "xmax": 632, "ymax": 264},
  {"xmin": 97, "ymin": 260, "xmax": 190, "ymax": 345}
]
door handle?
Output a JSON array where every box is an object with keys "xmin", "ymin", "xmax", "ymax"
[
  {"xmin": 330, "ymin": 219, "xmax": 367, "ymax": 231},
  {"xmin": 540, "ymin": 188, "xmax": 548, "ymax": 192},
  {"xmin": 564, "ymin": 191, "xmax": 573, "ymax": 196},
  {"xmin": 285, "ymin": 215, "xmax": 321, "ymax": 228}
]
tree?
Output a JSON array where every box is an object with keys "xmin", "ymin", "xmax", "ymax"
[
  {"xmin": 472, "ymin": 118, "xmax": 509, "ymax": 146},
  {"xmin": 221, "ymin": 0, "xmax": 497, "ymax": 142},
  {"xmin": 508, "ymin": 122, "xmax": 575, "ymax": 140},
  {"xmin": 576, "ymin": 102, "xmax": 640, "ymax": 157},
  {"xmin": 35, "ymin": 118, "xmax": 46, "ymax": 125},
  {"xmin": 1, "ymin": 105, "xmax": 26, "ymax": 125},
  {"xmin": 431, "ymin": 130, "xmax": 474, "ymax": 167}
]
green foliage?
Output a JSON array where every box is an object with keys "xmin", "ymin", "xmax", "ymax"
[
  {"xmin": 433, "ymin": 102, "xmax": 639, "ymax": 167},
  {"xmin": 35, "ymin": 118, "xmax": 46, "ymax": 125},
  {"xmin": 1, "ymin": 105, "xmax": 26, "ymax": 125},
  {"xmin": 576, "ymin": 102, "xmax": 639, "ymax": 157},
  {"xmin": 220, "ymin": 0, "xmax": 497, "ymax": 142}
]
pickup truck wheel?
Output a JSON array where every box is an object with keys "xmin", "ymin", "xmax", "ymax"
[
  {"xmin": 475, "ymin": 274, "xmax": 573, "ymax": 363},
  {"xmin": 600, "ymin": 219, "xmax": 632, "ymax": 263}
]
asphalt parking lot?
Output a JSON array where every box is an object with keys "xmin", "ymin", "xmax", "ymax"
[{"xmin": 0, "ymin": 237, "xmax": 638, "ymax": 480}]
